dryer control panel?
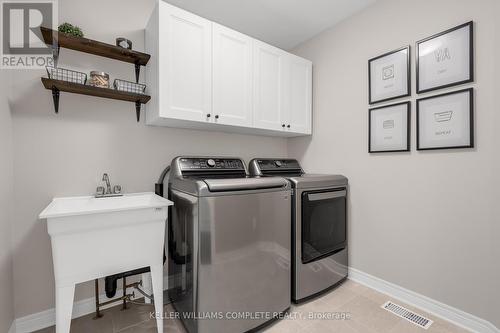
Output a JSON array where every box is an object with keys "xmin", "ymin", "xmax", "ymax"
[{"xmin": 249, "ymin": 159, "xmax": 303, "ymax": 176}]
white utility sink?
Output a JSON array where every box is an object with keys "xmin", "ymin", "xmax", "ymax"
[
  {"xmin": 40, "ymin": 192, "xmax": 170, "ymax": 218},
  {"xmin": 40, "ymin": 192, "xmax": 173, "ymax": 333}
]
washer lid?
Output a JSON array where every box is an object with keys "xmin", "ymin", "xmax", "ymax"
[
  {"xmin": 170, "ymin": 176, "xmax": 289, "ymax": 196},
  {"xmin": 204, "ymin": 177, "xmax": 288, "ymax": 192},
  {"xmin": 289, "ymin": 174, "xmax": 348, "ymax": 189}
]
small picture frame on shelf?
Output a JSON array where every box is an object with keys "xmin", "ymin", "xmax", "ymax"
[
  {"xmin": 369, "ymin": 101, "xmax": 410, "ymax": 153},
  {"xmin": 416, "ymin": 21, "xmax": 473, "ymax": 94},
  {"xmin": 417, "ymin": 88, "xmax": 473, "ymax": 150},
  {"xmin": 368, "ymin": 46, "xmax": 410, "ymax": 104}
]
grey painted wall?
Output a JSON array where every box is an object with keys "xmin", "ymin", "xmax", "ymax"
[
  {"xmin": 9, "ymin": 0, "xmax": 288, "ymax": 319},
  {"xmin": 0, "ymin": 72, "xmax": 14, "ymax": 331},
  {"xmin": 289, "ymin": 0, "xmax": 500, "ymax": 327}
]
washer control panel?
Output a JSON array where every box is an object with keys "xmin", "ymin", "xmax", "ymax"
[
  {"xmin": 179, "ymin": 158, "xmax": 244, "ymax": 171},
  {"xmin": 256, "ymin": 159, "xmax": 301, "ymax": 171}
]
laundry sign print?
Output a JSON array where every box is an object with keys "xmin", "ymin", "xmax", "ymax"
[
  {"xmin": 382, "ymin": 119, "xmax": 395, "ymax": 140},
  {"xmin": 433, "ymin": 111, "xmax": 453, "ymax": 136},
  {"xmin": 434, "ymin": 47, "xmax": 451, "ymax": 63},
  {"xmin": 383, "ymin": 119, "xmax": 395, "ymax": 129},
  {"xmin": 434, "ymin": 111, "xmax": 453, "ymax": 122},
  {"xmin": 382, "ymin": 64, "xmax": 394, "ymax": 80}
]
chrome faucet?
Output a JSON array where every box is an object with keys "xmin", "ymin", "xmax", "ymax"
[
  {"xmin": 96, "ymin": 173, "xmax": 123, "ymax": 198},
  {"xmin": 102, "ymin": 173, "xmax": 112, "ymax": 194}
]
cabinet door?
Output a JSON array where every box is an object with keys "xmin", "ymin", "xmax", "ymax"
[
  {"xmin": 212, "ymin": 23, "xmax": 253, "ymax": 127},
  {"xmin": 253, "ymin": 40, "xmax": 287, "ymax": 131},
  {"xmin": 159, "ymin": 2, "xmax": 212, "ymax": 122},
  {"xmin": 285, "ymin": 55, "xmax": 312, "ymax": 134}
]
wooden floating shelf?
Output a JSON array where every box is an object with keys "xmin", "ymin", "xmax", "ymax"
[
  {"xmin": 40, "ymin": 27, "xmax": 150, "ymax": 66},
  {"xmin": 41, "ymin": 78, "xmax": 151, "ymax": 121},
  {"xmin": 41, "ymin": 78, "xmax": 150, "ymax": 103}
]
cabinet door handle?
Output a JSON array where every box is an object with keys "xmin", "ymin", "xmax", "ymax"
[
  {"xmin": 215, "ymin": 115, "xmax": 219, "ymax": 119},
  {"xmin": 287, "ymin": 124, "xmax": 291, "ymax": 128},
  {"xmin": 282, "ymin": 124, "xmax": 286, "ymax": 128},
  {"xmin": 206, "ymin": 114, "xmax": 211, "ymax": 118}
]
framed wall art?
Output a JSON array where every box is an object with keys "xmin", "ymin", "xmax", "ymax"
[
  {"xmin": 416, "ymin": 21, "xmax": 474, "ymax": 94},
  {"xmin": 369, "ymin": 101, "xmax": 410, "ymax": 153},
  {"xmin": 417, "ymin": 88, "xmax": 473, "ymax": 150},
  {"xmin": 368, "ymin": 46, "xmax": 410, "ymax": 104}
]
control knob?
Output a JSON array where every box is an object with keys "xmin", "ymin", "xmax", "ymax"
[
  {"xmin": 275, "ymin": 161, "xmax": 282, "ymax": 167},
  {"xmin": 207, "ymin": 159, "xmax": 216, "ymax": 167}
]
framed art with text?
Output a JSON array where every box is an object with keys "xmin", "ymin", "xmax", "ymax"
[
  {"xmin": 416, "ymin": 21, "xmax": 474, "ymax": 94},
  {"xmin": 368, "ymin": 46, "xmax": 410, "ymax": 104},
  {"xmin": 369, "ymin": 101, "xmax": 410, "ymax": 153},
  {"xmin": 417, "ymin": 88, "xmax": 473, "ymax": 150}
]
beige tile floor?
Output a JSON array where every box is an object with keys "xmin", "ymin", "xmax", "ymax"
[{"xmin": 34, "ymin": 279, "xmax": 470, "ymax": 333}]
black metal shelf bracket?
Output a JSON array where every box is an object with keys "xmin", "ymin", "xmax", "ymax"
[
  {"xmin": 134, "ymin": 63, "xmax": 140, "ymax": 83},
  {"xmin": 135, "ymin": 101, "xmax": 141, "ymax": 122},
  {"xmin": 52, "ymin": 87, "xmax": 60, "ymax": 113}
]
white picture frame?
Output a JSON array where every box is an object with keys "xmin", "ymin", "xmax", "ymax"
[
  {"xmin": 369, "ymin": 101, "xmax": 410, "ymax": 153},
  {"xmin": 417, "ymin": 21, "xmax": 473, "ymax": 93},
  {"xmin": 368, "ymin": 46, "xmax": 410, "ymax": 104},
  {"xmin": 417, "ymin": 88, "xmax": 474, "ymax": 150}
]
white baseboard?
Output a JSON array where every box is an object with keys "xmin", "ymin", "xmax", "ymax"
[
  {"xmin": 348, "ymin": 267, "xmax": 499, "ymax": 333},
  {"xmin": 14, "ymin": 275, "xmax": 172, "ymax": 333}
]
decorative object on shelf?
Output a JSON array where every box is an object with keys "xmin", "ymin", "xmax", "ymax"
[
  {"xmin": 89, "ymin": 71, "xmax": 110, "ymax": 88},
  {"xmin": 114, "ymin": 79, "xmax": 146, "ymax": 95},
  {"xmin": 58, "ymin": 22, "xmax": 84, "ymax": 38},
  {"xmin": 416, "ymin": 21, "xmax": 473, "ymax": 94},
  {"xmin": 116, "ymin": 37, "xmax": 133, "ymax": 50},
  {"xmin": 368, "ymin": 46, "xmax": 410, "ymax": 104},
  {"xmin": 46, "ymin": 66, "xmax": 87, "ymax": 85},
  {"xmin": 417, "ymin": 88, "xmax": 473, "ymax": 150},
  {"xmin": 369, "ymin": 101, "xmax": 410, "ymax": 153}
]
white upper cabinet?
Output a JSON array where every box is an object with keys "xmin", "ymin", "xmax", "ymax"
[
  {"xmin": 158, "ymin": 2, "xmax": 212, "ymax": 122},
  {"xmin": 146, "ymin": 1, "xmax": 312, "ymax": 137},
  {"xmin": 285, "ymin": 55, "xmax": 312, "ymax": 134},
  {"xmin": 252, "ymin": 40, "xmax": 287, "ymax": 131},
  {"xmin": 253, "ymin": 44, "xmax": 312, "ymax": 134},
  {"xmin": 212, "ymin": 23, "xmax": 253, "ymax": 127}
]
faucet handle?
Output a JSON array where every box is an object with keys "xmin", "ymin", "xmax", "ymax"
[
  {"xmin": 96, "ymin": 186, "xmax": 105, "ymax": 196},
  {"xmin": 113, "ymin": 185, "xmax": 122, "ymax": 194}
]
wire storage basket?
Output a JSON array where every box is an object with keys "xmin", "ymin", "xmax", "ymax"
[
  {"xmin": 114, "ymin": 79, "xmax": 146, "ymax": 95},
  {"xmin": 46, "ymin": 66, "xmax": 87, "ymax": 85}
]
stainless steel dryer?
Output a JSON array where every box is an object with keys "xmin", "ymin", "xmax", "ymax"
[
  {"xmin": 249, "ymin": 159, "xmax": 348, "ymax": 303},
  {"xmin": 168, "ymin": 157, "xmax": 291, "ymax": 333}
]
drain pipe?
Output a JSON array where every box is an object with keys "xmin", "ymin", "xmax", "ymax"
[
  {"xmin": 155, "ymin": 163, "xmax": 188, "ymax": 265},
  {"xmin": 155, "ymin": 165, "xmax": 170, "ymax": 196}
]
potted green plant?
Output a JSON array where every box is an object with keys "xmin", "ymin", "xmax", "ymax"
[{"xmin": 58, "ymin": 23, "xmax": 84, "ymax": 38}]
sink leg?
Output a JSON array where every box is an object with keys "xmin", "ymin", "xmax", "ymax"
[
  {"xmin": 55, "ymin": 283, "xmax": 75, "ymax": 333},
  {"xmin": 150, "ymin": 264, "xmax": 164, "ymax": 333},
  {"xmin": 122, "ymin": 276, "xmax": 128, "ymax": 310},
  {"xmin": 93, "ymin": 279, "xmax": 103, "ymax": 319}
]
